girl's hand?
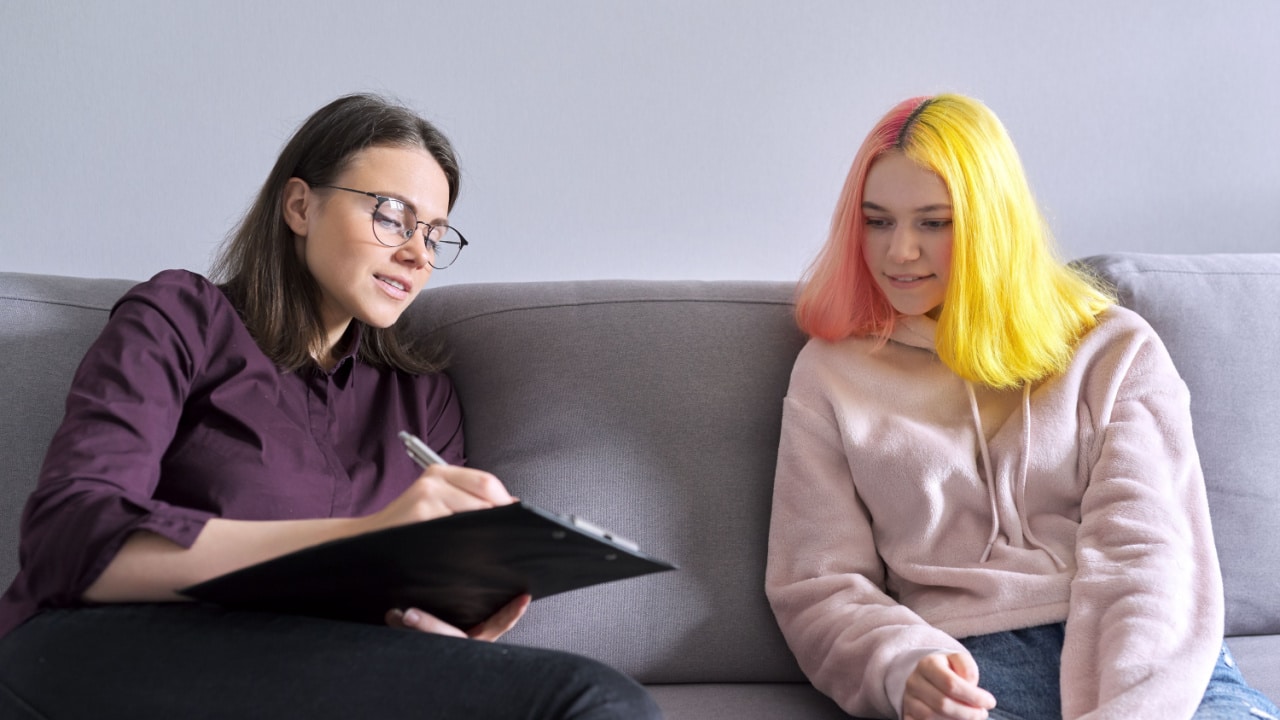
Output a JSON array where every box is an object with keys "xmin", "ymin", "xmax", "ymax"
[
  {"xmin": 358, "ymin": 466, "xmax": 514, "ymax": 534},
  {"xmin": 386, "ymin": 594, "xmax": 532, "ymax": 641},
  {"xmin": 902, "ymin": 651, "xmax": 997, "ymax": 720}
]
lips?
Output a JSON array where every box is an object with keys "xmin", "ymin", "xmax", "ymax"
[
  {"xmin": 375, "ymin": 274, "xmax": 413, "ymax": 297},
  {"xmin": 885, "ymin": 273, "xmax": 936, "ymax": 286}
]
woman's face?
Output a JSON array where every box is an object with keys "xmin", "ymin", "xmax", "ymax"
[
  {"xmin": 860, "ymin": 152, "xmax": 954, "ymax": 318},
  {"xmin": 284, "ymin": 145, "xmax": 450, "ymax": 354}
]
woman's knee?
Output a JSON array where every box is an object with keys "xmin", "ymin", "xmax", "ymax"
[{"xmin": 533, "ymin": 650, "xmax": 662, "ymax": 719}]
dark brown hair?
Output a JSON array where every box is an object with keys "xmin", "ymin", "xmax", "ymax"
[{"xmin": 210, "ymin": 93, "xmax": 459, "ymax": 374}]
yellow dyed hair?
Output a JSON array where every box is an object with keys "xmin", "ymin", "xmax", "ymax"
[{"xmin": 796, "ymin": 94, "xmax": 1114, "ymax": 388}]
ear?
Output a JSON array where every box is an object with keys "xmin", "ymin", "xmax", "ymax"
[{"xmin": 281, "ymin": 178, "xmax": 313, "ymax": 237}]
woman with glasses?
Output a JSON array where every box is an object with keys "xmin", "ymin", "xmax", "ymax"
[
  {"xmin": 766, "ymin": 94, "xmax": 1279, "ymax": 720},
  {"xmin": 0, "ymin": 93, "xmax": 660, "ymax": 719}
]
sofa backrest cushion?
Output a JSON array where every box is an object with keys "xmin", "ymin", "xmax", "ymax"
[
  {"xmin": 404, "ymin": 280, "xmax": 810, "ymax": 683},
  {"xmin": 1083, "ymin": 253, "xmax": 1280, "ymax": 636}
]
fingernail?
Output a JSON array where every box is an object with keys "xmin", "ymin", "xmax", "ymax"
[{"xmin": 404, "ymin": 609, "xmax": 421, "ymax": 624}]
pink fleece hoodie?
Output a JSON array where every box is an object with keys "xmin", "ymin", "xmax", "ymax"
[{"xmin": 766, "ymin": 306, "xmax": 1223, "ymax": 719}]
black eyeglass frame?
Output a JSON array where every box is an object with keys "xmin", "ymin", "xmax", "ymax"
[{"xmin": 315, "ymin": 184, "xmax": 469, "ymax": 269}]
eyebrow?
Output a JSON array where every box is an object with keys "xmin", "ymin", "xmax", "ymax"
[{"xmin": 862, "ymin": 201, "xmax": 952, "ymax": 214}]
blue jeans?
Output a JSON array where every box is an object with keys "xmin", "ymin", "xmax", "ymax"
[{"xmin": 959, "ymin": 622, "xmax": 1279, "ymax": 719}]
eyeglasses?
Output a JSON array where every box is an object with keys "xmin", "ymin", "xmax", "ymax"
[{"xmin": 316, "ymin": 185, "xmax": 468, "ymax": 269}]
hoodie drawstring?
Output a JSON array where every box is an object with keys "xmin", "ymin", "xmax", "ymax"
[
  {"xmin": 968, "ymin": 382, "xmax": 1068, "ymax": 570},
  {"xmin": 967, "ymin": 382, "xmax": 1002, "ymax": 563}
]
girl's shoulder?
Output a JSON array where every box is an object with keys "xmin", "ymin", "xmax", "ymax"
[{"xmin": 1078, "ymin": 305, "xmax": 1166, "ymax": 356}]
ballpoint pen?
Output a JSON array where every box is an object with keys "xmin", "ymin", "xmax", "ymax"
[
  {"xmin": 397, "ymin": 430, "xmax": 641, "ymax": 552},
  {"xmin": 399, "ymin": 430, "xmax": 448, "ymax": 469}
]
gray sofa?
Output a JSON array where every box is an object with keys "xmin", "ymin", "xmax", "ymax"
[{"xmin": 1, "ymin": 252, "xmax": 1277, "ymax": 718}]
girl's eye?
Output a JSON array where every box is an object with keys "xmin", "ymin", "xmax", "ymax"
[
  {"xmin": 922, "ymin": 219, "xmax": 953, "ymax": 230},
  {"xmin": 865, "ymin": 217, "xmax": 891, "ymax": 229}
]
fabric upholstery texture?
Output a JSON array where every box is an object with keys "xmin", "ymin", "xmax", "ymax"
[{"xmin": 401, "ymin": 280, "xmax": 809, "ymax": 683}]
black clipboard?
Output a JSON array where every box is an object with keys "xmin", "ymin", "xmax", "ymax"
[{"xmin": 180, "ymin": 502, "xmax": 675, "ymax": 630}]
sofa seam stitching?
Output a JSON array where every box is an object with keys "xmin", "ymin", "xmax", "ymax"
[
  {"xmin": 0, "ymin": 296, "xmax": 115, "ymax": 312},
  {"xmin": 1106, "ymin": 269, "xmax": 1280, "ymax": 277},
  {"xmin": 422, "ymin": 297, "xmax": 795, "ymax": 332}
]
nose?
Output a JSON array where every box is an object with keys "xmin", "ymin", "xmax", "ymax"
[
  {"xmin": 887, "ymin": 227, "xmax": 920, "ymax": 264},
  {"xmin": 394, "ymin": 225, "xmax": 433, "ymax": 270}
]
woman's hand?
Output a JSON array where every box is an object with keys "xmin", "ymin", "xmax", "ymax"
[
  {"xmin": 357, "ymin": 465, "xmax": 515, "ymax": 534},
  {"xmin": 374, "ymin": 467, "xmax": 527, "ymax": 640},
  {"xmin": 902, "ymin": 652, "xmax": 997, "ymax": 720},
  {"xmin": 386, "ymin": 594, "xmax": 532, "ymax": 641}
]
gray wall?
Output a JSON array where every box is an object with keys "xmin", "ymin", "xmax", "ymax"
[{"xmin": 2, "ymin": 1, "xmax": 1278, "ymax": 286}]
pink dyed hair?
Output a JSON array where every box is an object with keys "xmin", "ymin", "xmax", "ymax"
[{"xmin": 795, "ymin": 97, "xmax": 927, "ymax": 341}]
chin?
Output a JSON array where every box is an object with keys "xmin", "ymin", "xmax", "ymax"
[{"xmin": 359, "ymin": 311, "xmax": 404, "ymax": 330}]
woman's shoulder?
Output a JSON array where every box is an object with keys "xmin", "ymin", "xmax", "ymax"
[
  {"xmin": 109, "ymin": 269, "xmax": 250, "ymax": 359},
  {"xmin": 120, "ymin": 269, "xmax": 223, "ymax": 305},
  {"xmin": 115, "ymin": 269, "xmax": 236, "ymax": 324}
]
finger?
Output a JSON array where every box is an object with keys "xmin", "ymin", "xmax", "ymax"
[
  {"xmin": 905, "ymin": 659, "xmax": 956, "ymax": 717},
  {"xmin": 904, "ymin": 688, "xmax": 990, "ymax": 720},
  {"xmin": 904, "ymin": 688, "xmax": 989, "ymax": 720},
  {"xmin": 907, "ymin": 655, "xmax": 993, "ymax": 719},
  {"xmin": 421, "ymin": 477, "xmax": 503, "ymax": 514},
  {"xmin": 948, "ymin": 652, "xmax": 979, "ymax": 683},
  {"xmin": 427, "ymin": 467, "xmax": 514, "ymax": 506},
  {"xmin": 905, "ymin": 673, "xmax": 966, "ymax": 720},
  {"xmin": 942, "ymin": 653, "xmax": 998, "ymax": 707},
  {"xmin": 944, "ymin": 653, "xmax": 996, "ymax": 709},
  {"xmin": 411, "ymin": 470, "xmax": 508, "ymax": 515},
  {"xmin": 388, "ymin": 607, "xmax": 467, "ymax": 638},
  {"xmin": 468, "ymin": 594, "xmax": 531, "ymax": 642}
]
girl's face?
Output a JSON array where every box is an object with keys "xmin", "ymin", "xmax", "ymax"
[
  {"xmin": 283, "ymin": 145, "xmax": 450, "ymax": 356},
  {"xmin": 860, "ymin": 152, "xmax": 954, "ymax": 318}
]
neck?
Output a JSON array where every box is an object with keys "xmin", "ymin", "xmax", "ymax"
[{"xmin": 314, "ymin": 322, "xmax": 354, "ymax": 372}]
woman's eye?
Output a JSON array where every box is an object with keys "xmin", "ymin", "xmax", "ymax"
[
  {"xmin": 922, "ymin": 219, "xmax": 953, "ymax": 230},
  {"xmin": 373, "ymin": 211, "xmax": 405, "ymax": 232},
  {"xmin": 865, "ymin": 217, "xmax": 891, "ymax": 229}
]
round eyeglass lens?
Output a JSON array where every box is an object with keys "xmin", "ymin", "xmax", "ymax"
[
  {"xmin": 427, "ymin": 226, "xmax": 465, "ymax": 269},
  {"xmin": 371, "ymin": 198, "xmax": 414, "ymax": 247}
]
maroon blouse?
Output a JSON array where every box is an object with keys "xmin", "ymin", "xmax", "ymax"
[{"xmin": 0, "ymin": 270, "xmax": 464, "ymax": 638}]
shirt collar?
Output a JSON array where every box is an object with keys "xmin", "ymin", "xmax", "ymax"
[{"xmin": 321, "ymin": 323, "xmax": 364, "ymax": 387}]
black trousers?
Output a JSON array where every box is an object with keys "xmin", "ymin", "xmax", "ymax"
[{"xmin": 0, "ymin": 604, "xmax": 661, "ymax": 720}]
